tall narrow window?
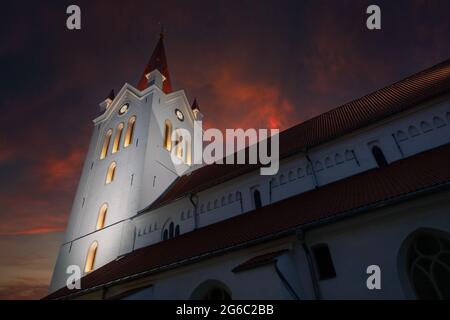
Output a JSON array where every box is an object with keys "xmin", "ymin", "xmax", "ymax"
[
  {"xmin": 100, "ymin": 129, "xmax": 113, "ymax": 159},
  {"xmin": 163, "ymin": 120, "xmax": 172, "ymax": 151},
  {"xmin": 106, "ymin": 162, "xmax": 116, "ymax": 184},
  {"xmin": 124, "ymin": 116, "xmax": 136, "ymax": 148},
  {"xmin": 96, "ymin": 204, "xmax": 108, "ymax": 230},
  {"xmin": 253, "ymin": 189, "xmax": 262, "ymax": 209},
  {"xmin": 372, "ymin": 146, "xmax": 388, "ymax": 167},
  {"xmin": 185, "ymin": 135, "xmax": 192, "ymax": 165},
  {"xmin": 112, "ymin": 123, "xmax": 124, "ymax": 153},
  {"xmin": 312, "ymin": 244, "xmax": 336, "ymax": 280},
  {"xmin": 84, "ymin": 241, "xmax": 98, "ymax": 273}
]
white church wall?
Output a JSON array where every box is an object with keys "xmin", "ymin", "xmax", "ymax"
[
  {"xmin": 131, "ymin": 95, "xmax": 450, "ymax": 252},
  {"xmin": 138, "ymin": 89, "xmax": 197, "ymax": 211},
  {"xmin": 301, "ymin": 189, "xmax": 450, "ymax": 299},
  {"xmin": 49, "ymin": 221, "xmax": 125, "ymax": 292},
  {"xmin": 140, "ymin": 247, "xmax": 294, "ymax": 300}
]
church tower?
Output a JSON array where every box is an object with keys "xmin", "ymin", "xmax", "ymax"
[{"xmin": 49, "ymin": 33, "xmax": 199, "ymax": 292}]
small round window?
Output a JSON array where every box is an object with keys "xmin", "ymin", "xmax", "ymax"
[
  {"xmin": 119, "ymin": 104, "xmax": 129, "ymax": 115},
  {"xmin": 175, "ymin": 109, "xmax": 184, "ymax": 121}
]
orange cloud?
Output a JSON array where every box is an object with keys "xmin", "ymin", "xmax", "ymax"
[
  {"xmin": 201, "ymin": 63, "xmax": 297, "ymax": 131},
  {"xmin": 41, "ymin": 148, "xmax": 85, "ymax": 192},
  {"xmin": 0, "ymin": 226, "xmax": 65, "ymax": 237}
]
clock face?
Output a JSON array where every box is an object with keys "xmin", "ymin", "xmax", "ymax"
[
  {"xmin": 175, "ymin": 109, "xmax": 184, "ymax": 121},
  {"xmin": 119, "ymin": 104, "xmax": 129, "ymax": 115}
]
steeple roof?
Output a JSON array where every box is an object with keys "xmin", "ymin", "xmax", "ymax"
[{"xmin": 137, "ymin": 33, "xmax": 172, "ymax": 93}]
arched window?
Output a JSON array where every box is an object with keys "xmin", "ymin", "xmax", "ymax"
[
  {"xmin": 371, "ymin": 146, "xmax": 388, "ymax": 167},
  {"xmin": 162, "ymin": 222, "xmax": 180, "ymax": 240},
  {"xmin": 253, "ymin": 189, "xmax": 262, "ymax": 209},
  {"xmin": 163, "ymin": 120, "xmax": 172, "ymax": 151},
  {"xmin": 124, "ymin": 116, "xmax": 136, "ymax": 148},
  {"xmin": 112, "ymin": 123, "xmax": 124, "ymax": 153},
  {"xmin": 100, "ymin": 129, "xmax": 113, "ymax": 159},
  {"xmin": 106, "ymin": 162, "xmax": 117, "ymax": 184},
  {"xmin": 190, "ymin": 280, "xmax": 232, "ymax": 300},
  {"xmin": 84, "ymin": 241, "xmax": 98, "ymax": 273},
  {"xmin": 404, "ymin": 230, "xmax": 450, "ymax": 299},
  {"xmin": 96, "ymin": 203, "xmax": 108, "ymax": 230}
]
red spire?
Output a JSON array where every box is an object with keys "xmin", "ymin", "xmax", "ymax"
[{"xmin": 137, "ymin": 33, "xmax": 172, "ymax": 93}]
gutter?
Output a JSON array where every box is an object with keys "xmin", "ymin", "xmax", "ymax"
[{"xmin": 52, "ymin": 180, "xmax": 450, "ymax": 300}]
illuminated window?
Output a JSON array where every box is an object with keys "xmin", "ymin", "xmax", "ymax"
[
  {"xmin": 96, "ymin": 204, "xmax": 108, "ymax": 230},
  {"xmin": 112, "ymin": 123, "xmax": 124, "ymax": 153},
  {"xmin": 100, "ymin": 129, "xmax": 113, "ymax": 159},
  {"xmin": 84, "ymin": 241, "xmax": 98, "ymax": 273},
  {"xmin": 185, "ymin": 134, "xmax": 192, "ymax": 165},
  {"xmin": 163, "ymin": 120, "xmax": 172, "ymax": 151},
  {"xmin": 106, "ymin": 162, "xmax": 116, "ymax": 184},
  {"xmin": 124, "ymin": 116, "xmax": 136, "ymax": 148}
]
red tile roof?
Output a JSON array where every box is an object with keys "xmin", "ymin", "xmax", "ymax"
[
  {"xmin": 137, "ymin": 34, "xmax": 172, "ymax": 94},
  {"xmin": 46, "ymin": 143, "xmax": 450, "ymax": 299},
  {"xmin": 148, "ymin": 59, "xmax": 450, "ymax": 210}
]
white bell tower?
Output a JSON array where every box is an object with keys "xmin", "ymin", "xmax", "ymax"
[{"xmin": 49, "ymin": 33, "xmax": 199, "ymax": 293}]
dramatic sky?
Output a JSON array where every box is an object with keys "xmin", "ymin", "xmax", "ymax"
[{"xmin": 1, "ymin": 0, "xmax": 449, "ymax": 299}]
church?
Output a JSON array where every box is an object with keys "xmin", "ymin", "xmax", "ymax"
[{"xmin": 46, "ymin": 33, "xmax": 450, "ymax": 300}]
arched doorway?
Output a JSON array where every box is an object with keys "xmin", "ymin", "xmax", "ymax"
[{"xmin": 190, "ymin": 279, "xmax": 232, "ymax": 300}]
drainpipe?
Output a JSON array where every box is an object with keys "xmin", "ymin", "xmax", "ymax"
[
  {"xmin": 269, "ymin": 179, "xmax": 273, "ymax": 203},
  {"xmin": 303, "ymin": 149, "xmax": 319, "ymax": 188},
  {"xmin": 296, "ymin": 228, "xmax": 321, "ymax": 300},
  {"xmin": 351, "ymin": 150, "xmax": 360, "ymax": 166},
  {"xmin": 274, "ymin": 259, "xmax": 300, "ymax": 300},
  {"xmin": 392, "ymin": 134, "xmax": 404, "ymax": 158},
  {"xmin": 237, "ymin": 191, "xmax": 244, "ymax": 213},
  {"xmin": 188, "ymin": 193, "xmax": 199, "ymax": 230}
]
